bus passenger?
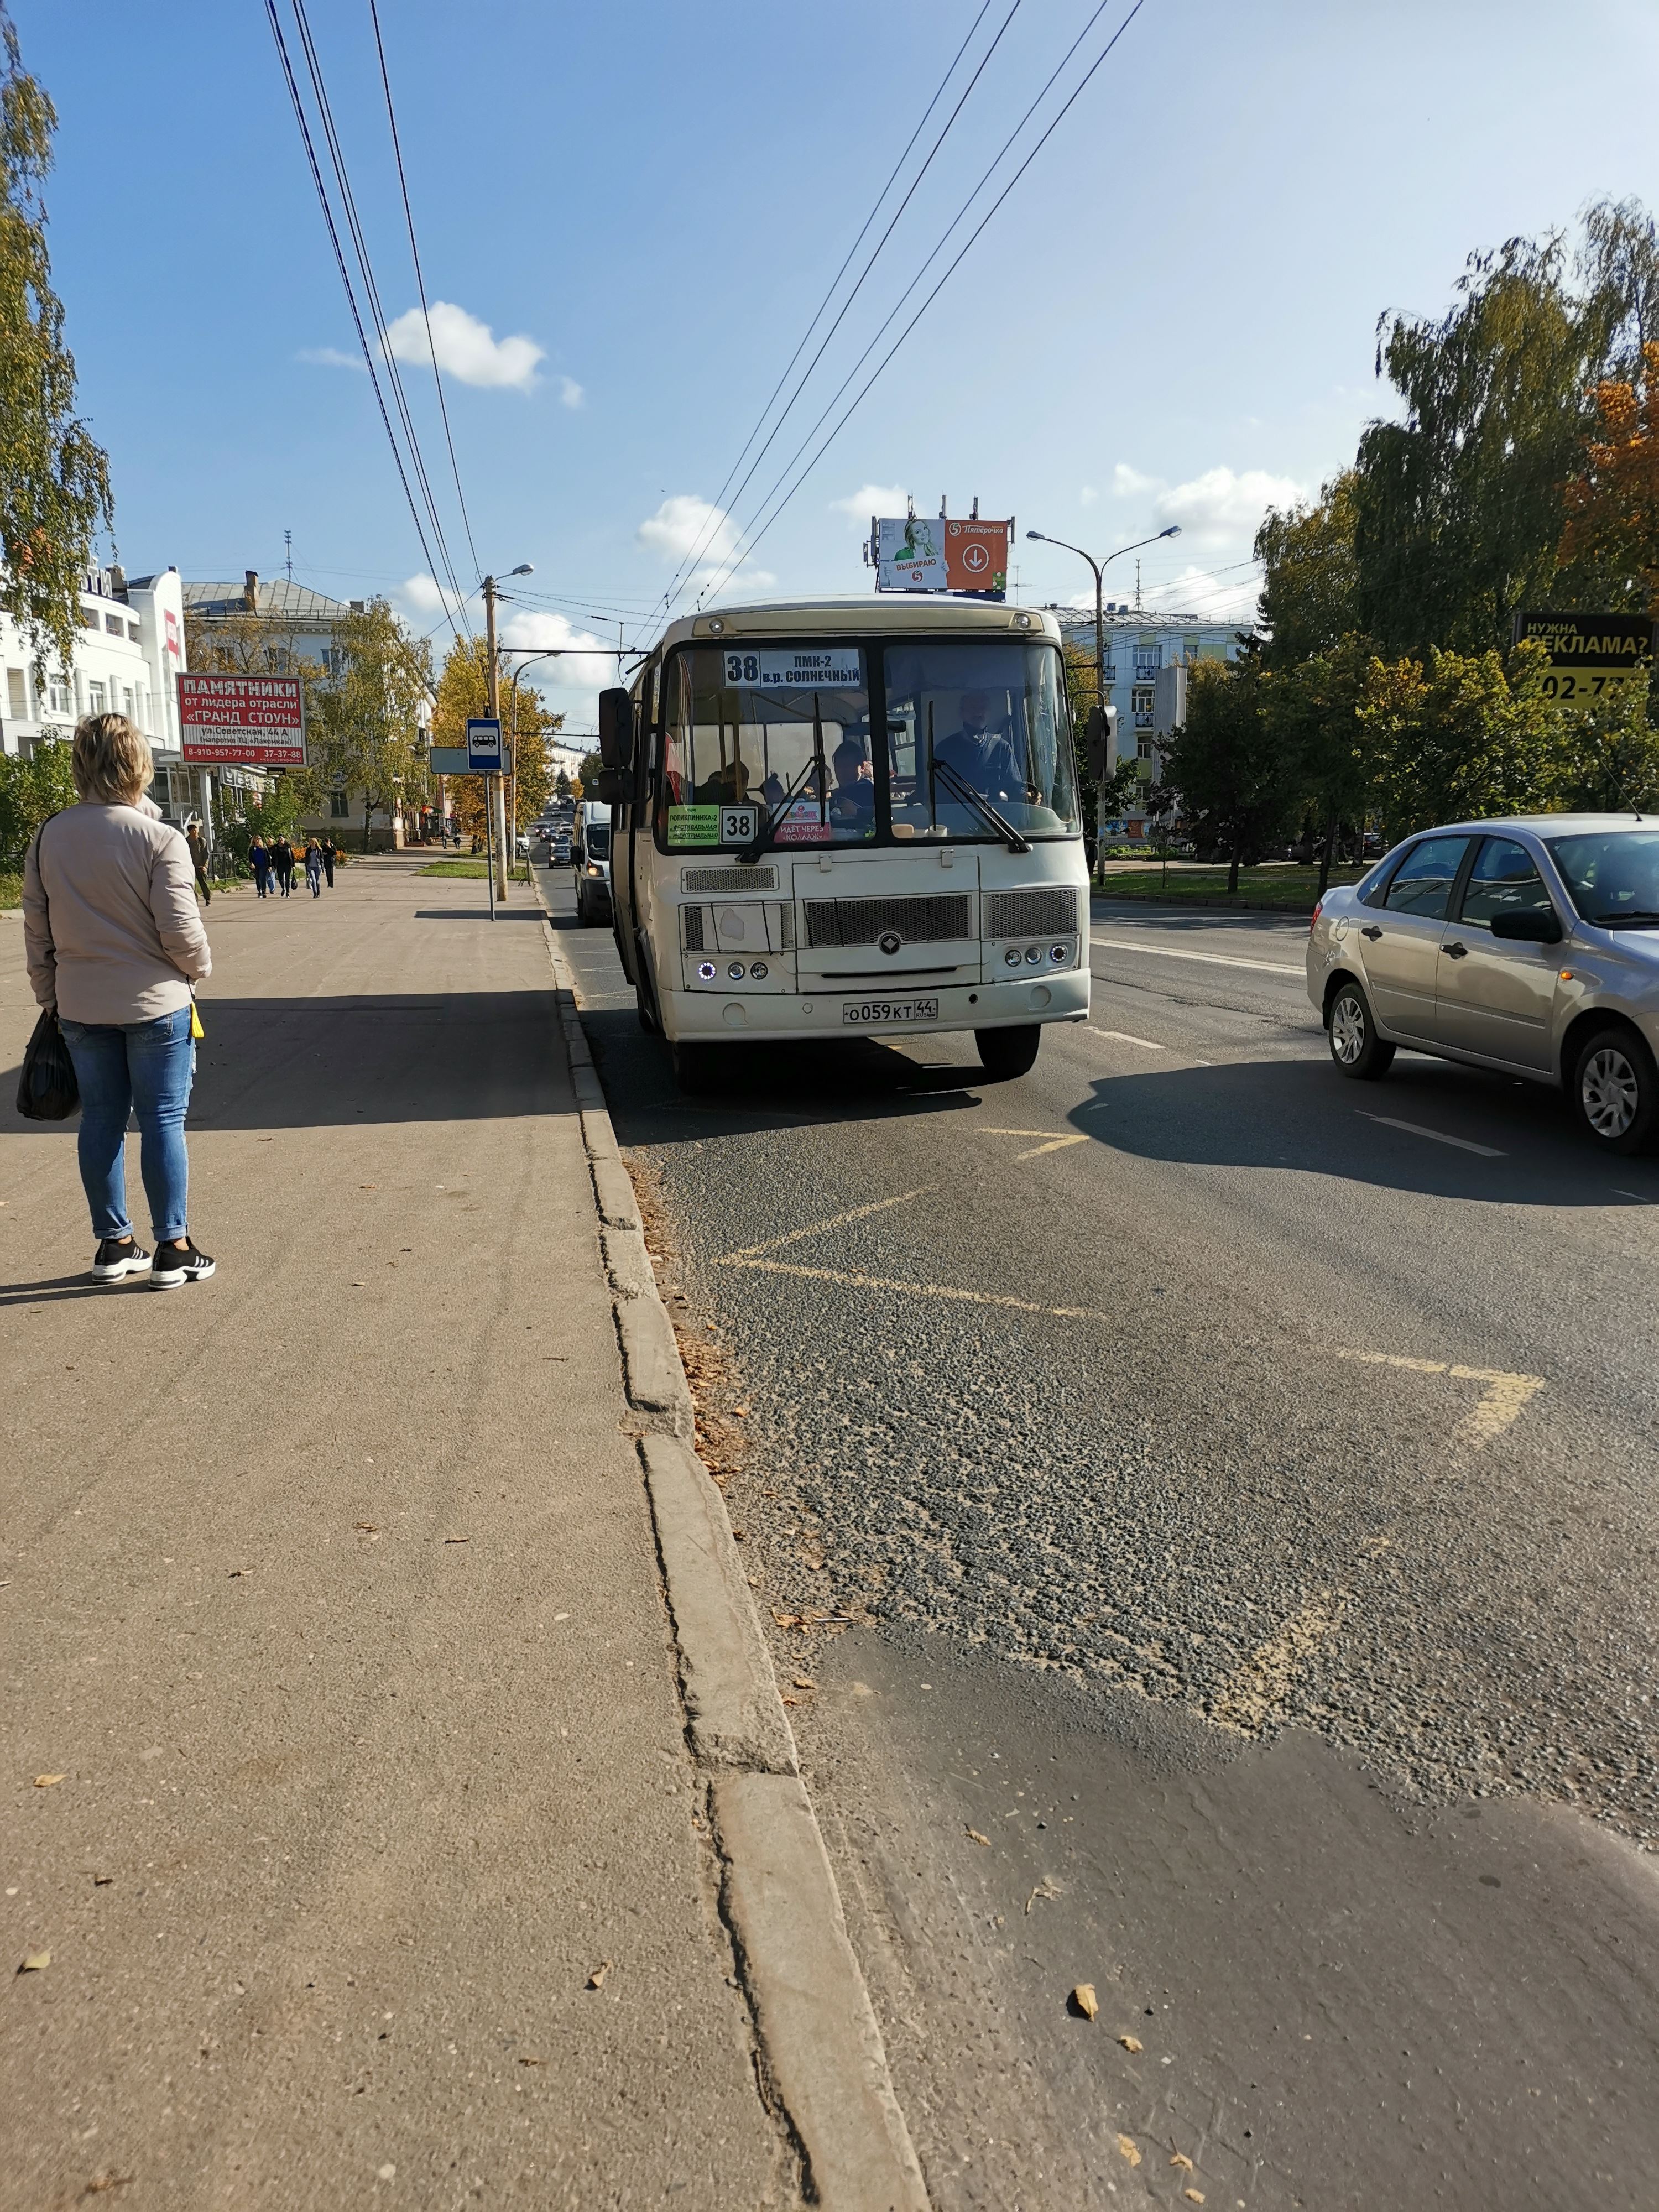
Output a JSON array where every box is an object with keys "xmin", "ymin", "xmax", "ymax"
[
  {"xmin": 830, "ymin": 737, "xmax": 874, "ymax": 823},
  {"xmin": 697, "ymin": 758, "xmax": 752, "ymax": 806}
]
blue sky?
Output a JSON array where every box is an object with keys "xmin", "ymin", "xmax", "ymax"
[{"xmin": 14, "ymin": 0, "xmax": 1659, "ymax": 734}]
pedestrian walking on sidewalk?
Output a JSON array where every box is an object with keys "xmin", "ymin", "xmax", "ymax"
[
  {"xmin": 250, "ymin": 834, "xmax": 271, "ymax": 898},
  {"xmin": 272, "ymin": 835, "xmax": 295, "ymax": 898},
  {"xmin": 21, "ymin": 713, "xmax": 216, "ymax": 1290},
  {"xmin": 320, "ymin": 834, "xmax": 336, "ymax": 888},
  {"xmin": 305, "ymin": 838, "xmax": 324, "ymax": 897},
  {"xmin": 186, "ymin": 818, "xmax": 212, "ymax": 906}
]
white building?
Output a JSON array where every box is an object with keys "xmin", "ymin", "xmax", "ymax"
[
  {"xmin": 2, "ymin": 562, "xmax": 187, "ymax": 766},
  {"xmin": 1049, "ymin": 602, "xmax": 1246, "ymax": 837}
]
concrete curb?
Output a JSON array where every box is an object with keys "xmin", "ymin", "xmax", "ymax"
[{"xmin": 541, "ymin": 925, "xmax": 930, "ymax": 2212}]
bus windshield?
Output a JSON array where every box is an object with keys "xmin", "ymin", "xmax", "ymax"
[
  {"xmin": 659, "ymin": 645, "xmax": 875, "ymax": 851},
  {"xmin": 883, "ymin": 639, "xmax": 1079, "ymax": 840}
]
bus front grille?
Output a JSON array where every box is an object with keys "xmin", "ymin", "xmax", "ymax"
[
  {"xmin": 681, "ymin": 865, "xmax": 779, "ymax": 893},
  {"xmin": 803, "ymin": 894, "xmax": 974, "ymax": 949},
  {"xmin": 983, "ymin": 887, "xmax": 1080, "ymax": 938}
]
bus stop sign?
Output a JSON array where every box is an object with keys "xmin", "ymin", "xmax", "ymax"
[{"xmin": 467, "ymin": 717, "xmax": 503, "ymax": 771}]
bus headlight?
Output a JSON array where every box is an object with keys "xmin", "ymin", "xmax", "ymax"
[
  {"xmin": 698, "ymin": 962, "xmax": 716, "ymax": 981},
  {"xmin": 1004, "ymin": 948, "xmax": 1022, "ymax": 967},
  {"xmin": 1025, "ymin": 946, "xmax": 1043, "ymax": 966},
  {"xmin": 728, "ymin": 962, "xmax": 745, "ymax": 980},
  {"xmin": 1049, "ymin": 943, "xmax": 1068, "ymax": 963},
  {"xmin": 750, "ymin": 961, "xmax": 768, "ymax": 979}
]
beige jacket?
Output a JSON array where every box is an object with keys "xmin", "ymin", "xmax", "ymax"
[{"xmin": 23, "ymin": 799, "xmax": 211, "ymax": 1025}]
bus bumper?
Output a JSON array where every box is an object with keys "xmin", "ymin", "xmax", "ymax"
[{"xmin": 659, "ymin": 968, "xmax": 1089, "ymax": 1043}]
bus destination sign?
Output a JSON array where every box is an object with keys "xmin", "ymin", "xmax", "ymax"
[{"xmin": 177, "ymin": 672, "xmax": 306, "ymax": 766}]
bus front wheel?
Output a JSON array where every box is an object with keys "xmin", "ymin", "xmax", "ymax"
[{"xmin": 975, "ymin": 1024, "xmax": 1041, "ymax": 1079}]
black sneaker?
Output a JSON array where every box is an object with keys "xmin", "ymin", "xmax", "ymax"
[
  {"xmin": 150, "ymin": 1240, "xmax": 216, "ymax": 1291},
  {"xmin": 91, "ymin": 1238, "xmax": 151, "ymax": 1282}
]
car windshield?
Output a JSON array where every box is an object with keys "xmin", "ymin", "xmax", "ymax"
[
  {"xmin": 883, "ymin": 640, "xmax": 1079, "ymax": 841},
  {"xmin": 659, "ymin": 645, "xmax": 874, "ymax": 851},
  {"xmin": 1545, "ymin": 828, "xmax": 1659, "ymax": 925}
]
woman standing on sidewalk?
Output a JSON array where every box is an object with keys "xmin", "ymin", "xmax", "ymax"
[
  {"xmin": 21, "ymin": 714, "xmax": 216, "ymax": 1289},
  {"xmin": 250, "ymin": 834, "xmax": 271, "ymax": 898},
  {"xmin": 305, "ymin": 837, "xmax": 324, "ymax": 897}
]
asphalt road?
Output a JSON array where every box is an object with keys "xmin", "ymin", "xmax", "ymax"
[{"xmin": 547, "ymin": 865, "xmax": 1659, "ymax": 2212}]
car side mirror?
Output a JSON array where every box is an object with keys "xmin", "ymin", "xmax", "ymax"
[
  {"xmin": 594, "ymin": 768, "xmax": 625, "ymax": 806},
  {"xmin": 598, "ymin": 687, "xmax": 634, "ymax": 771},
  {"xmin": 1489, "ymin": 909, "xmax": 1563, "ymax": 943}
]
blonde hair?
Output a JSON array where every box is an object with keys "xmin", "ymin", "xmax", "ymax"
[{"xmin": 72, "ymin": 713, "xmax": 154, "ymax": 805}]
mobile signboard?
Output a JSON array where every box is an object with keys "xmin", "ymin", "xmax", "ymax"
[{"xmin": 177, "ymin": 672, "xmax": 306, "ymax": 768}]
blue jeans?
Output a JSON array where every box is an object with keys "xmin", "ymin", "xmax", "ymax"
[{"xmin": 60, "ymin": 1006, "xmax": 195, "ymax": 1244}]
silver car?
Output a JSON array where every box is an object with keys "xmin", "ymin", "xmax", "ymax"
[{"xmin": 1308, "ymin": 815, "xmax": 1659, "ymax": 1155}]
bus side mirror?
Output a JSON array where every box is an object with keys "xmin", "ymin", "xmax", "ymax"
[
  {"xmin": 594, "ymin": 769, "xmax": 625, "ymax": 806},
  {"xmin": 598, "ymin": 688, "xmax": 634, "ymax": 771},
  {"xmin": 1084, "ymin": 703, "xmax": 1117, "ymax": 781}
]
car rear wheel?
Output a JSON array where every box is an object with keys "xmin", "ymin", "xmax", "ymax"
[
  {"xmin": 975, "ymin": 1024, "xmax": 1041, "ymax": 1079},
  {"xmin": 1327, "ymin": 980, "xmax": 1395, "ymax": 1081},
  {"xmin": 1571, "ymin": 1025, "xmax": 1657, "ymax": 1154}
]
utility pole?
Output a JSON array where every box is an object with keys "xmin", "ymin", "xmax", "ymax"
[{"xmin": 483, "ymin": 574, "xmax": 509, "ymax": 902}]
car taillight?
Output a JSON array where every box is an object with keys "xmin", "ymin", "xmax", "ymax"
[{"xmin": 1310, "ymin": 899, "xmax": 1323, "ymax": 933}]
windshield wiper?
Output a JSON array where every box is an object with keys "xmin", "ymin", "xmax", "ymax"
[
  {"xmin": 930, "ymin": 756, "xmax": 1031, "ymax": 854},
  {"xmin": 1589, "ymin": 908, "xmax": 1659, "ymax": 926},
  {"xmin": 738, "ymin": 692, "xmax": 828, "ymax": 863}
]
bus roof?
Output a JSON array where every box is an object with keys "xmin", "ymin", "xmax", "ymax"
[{"xmin": 648, "ymin": 595, "xmax": 1062, "ymax": 658}]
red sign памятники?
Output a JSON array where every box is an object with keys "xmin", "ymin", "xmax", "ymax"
[{"xmin": 177, "ymin": 672, "xmax": 306, "ymax": 766}]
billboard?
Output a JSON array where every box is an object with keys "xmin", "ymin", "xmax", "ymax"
[
  {"xmin": 873, "ymin": 516, "xmax": 1012, "ymax": 598},
  {"xmin": 1513, "ymin": 611, "xmax": 1656, "ymax": 706},
  {"xmin": 177, "ymin": 672, "xmax": 306, "ymax": 766}
]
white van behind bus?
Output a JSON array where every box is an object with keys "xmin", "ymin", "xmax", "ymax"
[
  {"xmin": 575, "ymin": 800, "xmax": 612, "ymax": 924},
  {"xmin": 594, "ymin": 597, "xmax": 1091, "ymax": 1091}
]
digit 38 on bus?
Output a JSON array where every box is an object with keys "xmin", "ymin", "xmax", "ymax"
[{"xmin": 594, "ymin": 596, "xmax": 1091, "ymax": 1091}]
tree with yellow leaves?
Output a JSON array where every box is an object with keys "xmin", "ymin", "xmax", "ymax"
[
  {"xmin": 1558, "ymin": 340, "xmax": 1659, "ymax": 616},
  {"xmin": 430, "ymin": 635, "xmax": 562, "ymax": 842}
]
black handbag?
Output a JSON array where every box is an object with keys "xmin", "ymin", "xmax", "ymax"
[{"xmin": 16, "ymin": 1006, "xmax": 79, "ymax": 1121}]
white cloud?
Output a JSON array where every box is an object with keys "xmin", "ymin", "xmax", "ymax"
[
  {"xmin": 383, "ymin": 300, "xmax": 544, "ymax": 392},
  {"xmin": 557, "ymin": 375, "xmax": 584, "ymax": 410},
  {"xmin": 638, "ymin": 493, "xmax": 742, "ymax": 565},
  {"xmin": 693, "ymin": 565, "xmax": 776, "ymax": 602},
  {"xmin": 498, "ymin": 608, "xmax": 616, "ymax": 737},
  {"xmin": 1152, "ymin": 466, "xmax": 1306, "ymax": 546},
  {"xmin": 399, "ymin": 573, "xmax": 450, "ymax": 617},
  {"xmin": 1112, "ymin": 463, "xmax": 1160, "ymax": 502},
  {"xmin": 299, "ymin": 346, "xmax": 367, "ymax": 372},
  {"xmin": 830, "ymin": 482, "xmax": 910, "ymax": 530},
  {"xmin": 1141, "ymin": 562, "xmax": 1262, "ymax": 624},
  {"xmin": 1079, "ymin": 485, "xmax": 1099, "ymax": 508}
]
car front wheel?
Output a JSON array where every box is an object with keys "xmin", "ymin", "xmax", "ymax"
[
  {"xmin": 1327, "ymin": 980, "xmax": 1395, "ymax": 1081},
  {"xmin": 1571, "ymin": 1025, "xmax": 1657, "ymax": 1154}
]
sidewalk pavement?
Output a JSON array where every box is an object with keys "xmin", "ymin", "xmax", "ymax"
[{"xmin": 0, "ymin": 859, "xmax": 807, "ymax": 2208}]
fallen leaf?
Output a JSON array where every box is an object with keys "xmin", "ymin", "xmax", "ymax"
[
  {"xmin": 33, "ymin": 1774, "xmax": 66, "ymax": 1789},
  {"xmin": 781, "ymin": 1695, "xmax": 802, "ymax": 1707},
  {"xmin": 1183, "ymin": 2193, "xmax": 1205, "ymax": 2205},
  {"xmin": 1119, "ymin": 2033, "xmax": 1144, "ymax": 2052},
  {"xmin": 1114, "ymin": 2133, "xmax": 1141, "ymax": 2167},
  {"xmin": 1072, "ymin": 1983, "xmax": 1099, "ymax": 2019},
  {"xmin": 518, "ymin": 2056, "xmax": 544, "ymax": 2066},
  {"xmin": 359, "ymin": 1183, "xmax": 379, "ymax": 1190},
  {"xmin": 228, "ymin": 1568, "xmax": 253, "ymax": 1578},
  {"xmin": 791, "ymin": 1678, "xmax": 817, "ymax": 1691},
  {"xmin": 586, "ymin": 1960, "xmax": 611, "ymax": 1990},
  {"xmin": 771, "ymin": 1610, "xmax": 801, "ymax": 1629},
  {"xmin": 1025, "ymin": 1875, "xmax": 1062, "ymax": 1914},
  {"xmin": 443, "ymin": 1536, "xmax": 470, "ymax": 1545},
  {"xmin": 19, "ymin": 1950, "xmax": 50, "ymax": 1972},
  {"xmin": 354, "ymin": 1523, "xmax": 379, "ymax": 1535},
  {"xmin": 966, "ymin": 1828, "xmax": 991, "ymax": 1847},
  {"xmin": 1170, "ymin": 2151, "xmax": 1193, "ymax": 2169},
  {"xmin": 91, "ymin": 1874, "xmax": 113, "ymax": 1886},
  {"xmin": 82, "ymin": 2174, "xmax": 133, "ymax": 2194}
]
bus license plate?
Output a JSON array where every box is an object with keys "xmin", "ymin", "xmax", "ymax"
[{"xmin": 842, "ymin": 998, "xmax": 939, "ymax": 1026}]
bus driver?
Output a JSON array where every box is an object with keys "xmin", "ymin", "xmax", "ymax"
[{"xmin": 935, "ymin": 690, "xmax": 1026, "ymax": 802}]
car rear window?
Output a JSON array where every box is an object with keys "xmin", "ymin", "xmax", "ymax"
[{"xmin": 1381, "ymin": 836, "xmax": 1469, "ymax": 919}]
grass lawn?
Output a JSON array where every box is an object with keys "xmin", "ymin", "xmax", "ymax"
[
  {"xmin": 418, "ymin": 859, "xmax": 494, "ymax": 878},
  {"xmin": 1095, "ymin": 865, "xmax": 1366, "ymax": 911}
]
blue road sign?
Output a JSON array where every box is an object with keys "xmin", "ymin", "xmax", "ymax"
[{"xmin": 467, "ymin": 717, "xmax": 503, "ymax": 772}]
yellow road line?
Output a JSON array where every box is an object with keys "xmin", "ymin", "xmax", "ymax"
[
  {"xmin": 1211, "ymin": 1588, "xmax": 1347, "ymax": 1733},
  {"xmin": 715, "ymin": 1253, "xmax": 1112, "ymax": 1323},
  {"xmin": 721, "ymin": 1188, "xmax": 930, "ymax": 1262},
  {"xmin": 1326, "ymin": 1347, "xmax": 1545, "ymax": 1449},
  {"xmin": 979, "ymin": 1126, "xmax": 1091, "ymax": 1157}
]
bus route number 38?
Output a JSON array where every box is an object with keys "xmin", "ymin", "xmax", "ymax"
[{"xmin": 724, "ymin": 653, "xmax": 761, "ymax": 685}]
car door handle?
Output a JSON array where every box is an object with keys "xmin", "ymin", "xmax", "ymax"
[
  {"xmin": 1360, "ymin": 924, "xmax": 1382, "ymax": 940},
  {"xmin": 1444, "ymin": 940, "xmax": 1468, "ymax": 959}
]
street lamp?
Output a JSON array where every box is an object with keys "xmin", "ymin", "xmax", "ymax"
[{"xmin": 1025, "ymin": 525, "xmax": 1180, "ymax": 869}]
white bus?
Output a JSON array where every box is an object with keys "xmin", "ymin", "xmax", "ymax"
[{"xmin": 596, "ymin": 596, "xmax": 1091, "ymax": 1091}]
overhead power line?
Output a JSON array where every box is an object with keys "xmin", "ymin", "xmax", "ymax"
[
  {"xmin": 264, "ymin": 0, "xmax": 463, "ymax": 640},
  {"xmin": 692, "ymin": 0, "xmax": 1154, "ymax": 612},
  {"xmin": 654, "ymin": 0, "xmax": 1012, "ymax": 616},
  {"xmin": 367, "ymin": 0, "xmax": 483, "ymax": 589}
]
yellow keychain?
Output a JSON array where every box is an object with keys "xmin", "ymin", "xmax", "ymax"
[{"xmin": 190, "ymin": 999, "xmax": 205, "ymax": 1040}]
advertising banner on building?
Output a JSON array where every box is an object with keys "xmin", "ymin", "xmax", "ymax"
[
  {"xmin": 1513, "ymin": 611, "xmax": 1656, "ymax": 705},
  {"xmin": 177, "ymin": 672, "xmax": 306, "ymax": 766},
  {"xmin": 873, "ymin": 516, "xmax": 1012, "ymax": 597}
]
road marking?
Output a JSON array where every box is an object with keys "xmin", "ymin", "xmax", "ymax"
[
  {"xmin": 1358, "ymin": 1112, "xmax": 1506, "ymax": 1157},
  {"xmin": 1089, "ymin": 1029, "xmax": 1167, "ymax": 1051},
  {"xmin": 1326, "ymin": 1347, "xmax": 1545, "ymax": 1449},
  {"xmin": 1211, "ymin": 1588, "xmax": 1347, "ymax": 1733},
  {"xmin": 715, "ymin": 1252, "xmax": 1111, "ymax": 1324},
  {"xmin": 1090, "ymin": 934, "xmax": 1304, "ymax": 977},
  {"xmin": 979, "ymin": 1126, "xmax": 1091, "ymax": 1158},
  {"xmin": 722, "ymin": 1188, "xmax": 930, "ymax": 1262}
]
